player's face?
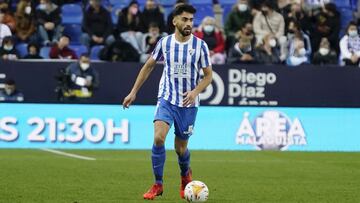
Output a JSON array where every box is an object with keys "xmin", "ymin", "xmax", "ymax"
[{"xmin": 174, "ymin": 12, "xmax": 194, "ymax": 37}]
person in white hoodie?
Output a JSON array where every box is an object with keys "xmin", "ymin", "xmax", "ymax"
[{"xmin": 339, "ymin": 21, "xmax": 360, "ymax": 66}]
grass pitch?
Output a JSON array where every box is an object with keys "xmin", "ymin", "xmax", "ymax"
[{"xmin": 0, "ymin": 150, "xmax": 359, "ymax": 203}]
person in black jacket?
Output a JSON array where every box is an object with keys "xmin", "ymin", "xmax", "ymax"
[
  {"xmin": 141, "ymin": 0, "xmax": 165, "ymax": 33},
  {"xmin": 23, "ymin": 43, "xmax": 43, "ymax": 59},
  {"xmin": 36, "ymin": 0, "xmax": 62, "ymax": 46},
  {"xmin": 0, "ymin": 36, "xmax": 18, "ymax": 60},
  {"xmin": 80, "ymin": 0, "xmax": 115, "ymax": 48}
]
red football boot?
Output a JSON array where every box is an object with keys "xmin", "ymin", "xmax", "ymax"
[
  {"xmin": 143, "ymin": 183, "xmax": 163, "ymax": 200},
  {"xmin": 180, "ymin": 169, "xmax": 192, "ymax": 199}
]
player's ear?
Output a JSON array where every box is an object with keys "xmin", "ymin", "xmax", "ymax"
[{"xmin": 172, "ymin": 16, "xmax": 177, "ymax": 27}]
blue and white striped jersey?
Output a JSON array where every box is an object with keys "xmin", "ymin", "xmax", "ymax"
[{"xmin": 151, "ymin": 34, "xmax": 211, "ymax": 107}]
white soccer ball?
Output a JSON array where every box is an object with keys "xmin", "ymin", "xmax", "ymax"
[{"xmin": 184, "ymin": 180, "xmax": 209, "ymax": 202}]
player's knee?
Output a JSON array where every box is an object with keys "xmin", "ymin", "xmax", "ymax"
[
  {"xmin": 154, "ymin": 135, "xmax": 165, "ymax": 146},
  {"xmin": 175, "ymin": 146, "xmax": 187, "ymax": 156}
]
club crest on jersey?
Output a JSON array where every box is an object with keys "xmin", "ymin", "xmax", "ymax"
[{"xmin": 189, "ymin": 49, "xmax": 195, "ymax": 56}]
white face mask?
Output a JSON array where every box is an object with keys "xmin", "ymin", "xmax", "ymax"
[
  {"xmin": 39, "ymin": 4, "xmax": 47, "ymax": 10},
  {"xmin": 25, "ymin": 6, "xmax": 32, "ymax": 14},
  {"xmin": 5, "ymin": 88, "xmax": 13, "ymax": 95},
  {"xmin": 4, "ymin": 45, "xmax": 13, "ymax": 51},
  {"xmin": 203, "ymin": 25, "xmax": 214, "ymax": 33},
  {"xmin": 269, "ymin": 39, "xmax": 277, "ymax": 47},
  {"xmin": 349, "ymin": 30, "xmax": 358, "ymax": 37},
  {"xmin": 238, "ymin": 3, "xmax": 248, "ymax": 12},
  {"xmin": 319, "ymin": 47, "xmax": 330, "ymax": 56},
  {"xmin": 80, "ymin": 63, "xmax": 90, "ymax": 71},
  {"xmin": 298, "ymin": 48, "xmax": 306, "ymax": 56}
]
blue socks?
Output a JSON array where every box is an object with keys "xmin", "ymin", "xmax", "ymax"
[
  {"xmin": 152, "ymin": 145, "xmax": 166, "ymax": 185},
  {"xmin": 177, "ymin": 149, "xmax": 190, "ymax": 176}
]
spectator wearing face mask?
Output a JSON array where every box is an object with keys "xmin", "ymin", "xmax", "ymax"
[
  {"xmin": 14, "ymin": 0, "xmax": 36, "ymax": 43},
  {"xmin": 117, "ymin": 0, "xmax": 145, "ymax": 54},
  {"xmin": 253, "ymin": 0, "xmax": 285, "ymax": 44},
  {"xmin": 81, "ymin": 0, "xmax": 115, "ymax": 49},
  {"xmin": 23, "ymin": 43, "xmax": 43, "ymax": 59},
  {"xmin": 140, "ymin": 22, "xmax": 167, "ymax": 63},
  {"xmin": 235, "ymin": 22, "xmax": 256, "ymax": 47},
  {"xmin": 194, "ymin": 16, "xmax": 226, "ymax": 64},
  {"xmin": 141, "ymin": 0, "xmax": 165, "ymax": 33},
  {"xmin": 254, "ymin": 34, "xmax": 281, "ymax": 64},
  {"xmin": 285, "ymin": 19, "xmax": 311, "ymax": 59},
  {"xmin": 49, "ymin": 35, "xmax": 77, "ymax": 59},
  {"xmin": 340, "ymin": 21, "xmax": 360, "ymax": 66},
  {"xmin": 0, "ymin": 36, "xmax": 18, "ymax": 60},
  {"xmin": 312, "ymin": 37, "xmax": 337, "ymax": 65},
  {"xmin": 227, "ymin": 37, "xmax": 255, "ymax": 64},
  {"xmin": 63, "ymin": 53, "xmax": 99, "ymax": 100},
  {"xmin": 0, "ymin": 9, "xmax": 12, "ymax": 46},
  {"xmin": 224, "ymin": 0, "xmax": 253, "ymax": 46},
  {"xmin": 0, "ymin": 79, "xmax": 24, "ymax": 102},
  {"xmin": 286, "ymin": 37, "xmax": 310, "ymax": 66},
  {"xmin": 36, "ymin": 0, "xmax": 62, "ymax": 46}
]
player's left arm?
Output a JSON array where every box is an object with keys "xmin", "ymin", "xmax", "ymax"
[{"xmin": 183, "ymin": 66, "xmax": 213, "ymax": 107}]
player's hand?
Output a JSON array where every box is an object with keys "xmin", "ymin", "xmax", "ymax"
[
  {"xmin": 122, "ymin": 93, "xmax": 136, "ymax": 109},
  {"xmin": 183, "ymin": 90, "xmax": 197, "ymax": 107}
]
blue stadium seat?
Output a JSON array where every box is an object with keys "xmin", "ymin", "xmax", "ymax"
[
  {"xmin": 218, "ymin": 0, "xmax": 236, "ymax": 5},
  {"xmin": 40, "ymin": 47, "xmax": 51, "ymax": 59},
  {"xmin": 111, "ymin": 4, "xmax": 126, "ymax": 24},
  {"xmin": 90, "ymin": 45, "xmax": 104, "ymax": 60},
  {"xmin": 189, "ymin": 0, "xmax": 213, "ymax": 5},
  {"xmin": 61, "ymin": 4, "xmax": 83, "ymax": 24},
  {"xmin": 332, "ymin": 0, "xmax": 351, "ymax": 8},
  {"xmin": 162, "ymin": 6, "xmax": 173, "ymax": 21},
  {"xmin": 63, "ymin": 24, "xmax": 82, "ymax": 45},
  {"xmin": 159, "ymin": 0, "xmax": 177, "ymax": 7},
  {"xmin": 193, "ymin": 5, "xmax": 214, "ymax": 26},
  {"xmin": 16, "ymin": 43, "xmax": 28, "ymax": 58},
  {"xmin": 109, "ymin": 0, "xmax": 130, "ymax": 6},
  {"xmin": 69, "ymin": 45, "xmax": 88, "ymax": 58},
  {"xmin": 222, "ymin": 4, "xmax": 233, "ymax": 23},
  {"xmin": 340, "ymin": 7, "xmax": 354, "ymax": 26},
  {"xmin": 350, "ymin": 0, "xmax": 357, "ymax": 10}
]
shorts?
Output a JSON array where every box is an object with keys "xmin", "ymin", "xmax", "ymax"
[{"xmin": 154, "ymin": 98, "xmax": 198, "ymax": 140}]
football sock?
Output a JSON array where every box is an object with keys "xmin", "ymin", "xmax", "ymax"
[
  {"xmin": 152, "ymin": 144, "xmax": 166, "ymax": 185},
  {"xmin": 177, "ymin": 148, "xmax": 190, "ymax": 176}
]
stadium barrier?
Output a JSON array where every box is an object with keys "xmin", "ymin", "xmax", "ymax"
[
  {"xmin": 1, "ymin": 61, "xmax": 360, "ymax": 107},
  {"xmin": 0, "ymin": 103, "xmax": 359, "ymax": 151}
]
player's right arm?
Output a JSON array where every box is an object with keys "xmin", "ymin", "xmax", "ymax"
[{"xmin": 122, "ymin": 57, "xmax": 157, "ymax": 109}]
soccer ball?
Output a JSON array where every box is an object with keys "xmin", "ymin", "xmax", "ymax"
[{"xmin": 184, "ymin": 180, "xmax": 209, "ymax": 202}]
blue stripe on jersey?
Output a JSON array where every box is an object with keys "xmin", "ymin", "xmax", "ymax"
[
  {"xmin": 174, "ymin": 43, "xmax": 180, "ymax": 105},
  {"xmin": 166, "ymin": 36, "xmax": 173, "ymax": 102},
  {"xmin": 182, "ymin": 43, "xmax": 188, "ymax": 95},
  {"xmin": 152, "ymin": 38, "xmax": 163, "ymax": 61},
  {"xmin": 191, "ymin": 37, "xmax": 197, "ymax": 90},
  {"xmin": 201, "ymin": 41, "xmax": 210, "ymax": 67}
]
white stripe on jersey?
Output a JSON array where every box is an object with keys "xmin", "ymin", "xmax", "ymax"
[{"xmin": 151, "ymin": 34, "xmax": 211, "ymax": 107}]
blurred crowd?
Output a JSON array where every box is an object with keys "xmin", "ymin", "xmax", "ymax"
[{"xmin": 0, "ymin": 0, "xmax": 360, "ymax": 66}]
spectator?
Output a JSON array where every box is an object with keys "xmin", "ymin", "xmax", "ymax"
[
  {"xmin": 227, "ymin": 37, "xmax": 255, "ymax": 64},
  {"xmin": 117, "ymin": 0, "xmax": 144, "ymax": 54},
  {"xmin": 140, "ymin": 22, "xmax": 166, "ymax": 63},
  {"xmin": 224, "ymin": 0, "xmax": 253, "ymax": 46},
  {"xmin": 276, "ymin": 0, "xmax": 292, "ymax": 17},
  {"xmin": 0, "ymin": 79, "xmax": 24, "ymax": 102},
  {"xmin": 23, "ymin": 43, "xmax": 43, "ymax": 59},
  {"xmin": 286, "ymin": 37, "xmax": 310, "ymax": 66},
  {"xmin": 311, "ymin": 3, "xmax": 340, "ymax": 53},
  {"xmin": 141, "ymin": 0, "xmax": 165, "ymax": 33},
  {"xmin": 0, "ymin": 36, "xmax": 18, "ymax": 60},
  {"xmin": 49, "ymin": 35, "xmax": 77, "ymax": 59},
  {"xmin": 0, "ymin": 9, "xmax": 12, "ymax": 46},
  {"xmin": 36, "ymin": 0, "xmax": 62, "ymax": 46},
  {"xmin": 253, "ymin": 0, "xmax": 285, "ymax": 44},
  {"xmin": 312, "ymin": 37, "xmax": 337, "ymax": 65},
  {"xmin": 99, "ymin": 38, "xmax": 140, "ymax": 62},
  {"xmin": 14, "ymin": 0, "xmax": 36, "ymax": 43},
  {"xmin": 254, "ymin": 34, "xmax": 281, "ymax": 64},
  {"xmin": 0, "ymin": 2, "xmax": 16, "ymax": 32},
  {"xmin": 81, "ymin": 0, "xmax": 115, "ymax": 48},
  {"xmin": 340, "ymin": 21, "xmax": 360, "ymax": 66},
  {"xmin": 166, "ymin": 0, "xmax": 188, "ymax": 34},
  {"xmin": 285, "ymin": 3, "xmax": 311, "ymax": 34},
  {"xmin": 62, "ymin": 53, "xmax": 99, "ymax": 101},
  {"xmin": 286, "ymin": 19, "xmax": 311, "ymax": 58},
  {"xmin": 194, "ymin": 17, "xmax": 226, "ymax": 64},
  {"xmin": 236, "ymin": 22, "xmax": 256, "ymax": 47}
]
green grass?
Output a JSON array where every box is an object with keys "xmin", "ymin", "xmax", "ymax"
[{"xmin": 0, "ymin": 150, "xmax": 360, "ymax": 203}]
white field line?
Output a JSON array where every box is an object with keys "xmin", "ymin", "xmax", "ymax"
[{"xmin": 40, "ymin": 148, "xmax": 96, "ymax": 161}]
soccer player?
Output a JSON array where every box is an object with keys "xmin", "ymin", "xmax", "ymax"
[{"xmin": 122, "ymin": 4, "xmax": 213, "ymax": 200}]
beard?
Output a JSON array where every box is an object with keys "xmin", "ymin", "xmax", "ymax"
[{"xmin": 177, "ymin": 25, "xmax": 192, "ymax": 36}]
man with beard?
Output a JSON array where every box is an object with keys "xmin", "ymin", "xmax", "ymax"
[{"xmin": 122, "ymin": 4, "xmax": 213, "ymax": 201}]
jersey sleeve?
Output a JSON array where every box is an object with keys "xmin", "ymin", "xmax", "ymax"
[
  {"xmin": 151, "ymin": 38, "xmax": 164, "ymax": 61},
  {"xmin": 199, "ymin": 41, "xmax": 212, "ymax": 68}
]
